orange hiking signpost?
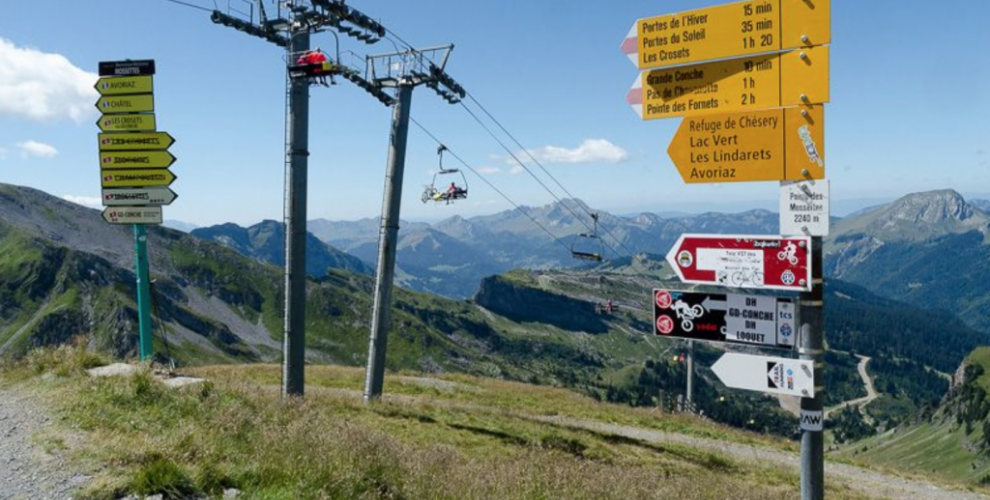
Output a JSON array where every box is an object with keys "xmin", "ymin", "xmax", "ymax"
[
  {"xmin": 666, "ymin": 105, "xmax": 825, "ymax": 183},
  {"xmin": 620, "ymin": 0, "xmax": 831, "ymax": 70},
  {"xmin": 627, "ymin": 47, "xmax": 829, "ymax": 120}
]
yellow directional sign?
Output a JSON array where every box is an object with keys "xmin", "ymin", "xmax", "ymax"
[
  {"xmin": 98, "ymin": 132, "xmax": 175, "ymax": 151},
  {"xmin": 100, "ymin": 151, "xmax": 176, "ymax": 169},
  {"xmin": 629, "ymin": 47, "xmax": 829, "ymax": 120},
  {"xmin": 96, "ymin": 94, "xmax": 155, "ymax": 114},
  {"xmin": 94, "ymin": 75, "xmax": 154, "ymax": 96},
  {"xmin": 622, "ymin": 0, "xmax": 831, "ymax": 70},
  {"xmin": 101, "ymin": 169, "xmax": 176, "ymax": 188},
  {"xmin": 97, "ymin": 114, "xmax": 156, "ymax": 132},
  {"xmin": 666, "ymin": 106, "xmax": 824, "ymax": 183}
]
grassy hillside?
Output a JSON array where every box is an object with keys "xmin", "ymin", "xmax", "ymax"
[
  {"xmin": 0, "ymin": 346, "xmax": 880, "ymax": 500},
  {"xmin": 835, "ymin": 347, "xmax": 990, "ymax": 486}
]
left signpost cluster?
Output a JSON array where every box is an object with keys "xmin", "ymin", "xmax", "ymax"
[{"xmin": 95, "ymin": 60, "xmax": 177, "ymax": 224}]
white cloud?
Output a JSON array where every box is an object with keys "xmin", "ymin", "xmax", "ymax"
[
  {"xmin": 17, "ymin": 140, "xmax": 58, "ymax": 158},
  {"xmin": 476, "ymin": 166, "xmax": 501, "ymax": 175},
  {"xmin": 0, "ymin": 147, "xmax": 7, "ymax": 160},
  {"xmin": 509, "ymin": 165, "xmax": 524, "ymax": 175},
  {"xmin": 62, "ymin": 195, "xmax": 101, "ymax": 209},
  {"xmin": 514, "ymin": 139, "xmax": 629, "ymax": 165},
  {"xmin": 0, "ymin": 38, "xmax": 98, "ymax": 123}
]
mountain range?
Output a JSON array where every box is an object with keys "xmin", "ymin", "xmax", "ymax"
[{"xmin": 5, "ymin": 181, "xmax": 990, "ymax": 440}]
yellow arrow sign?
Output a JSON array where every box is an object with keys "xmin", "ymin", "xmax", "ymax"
[
  {"xmin": 98, "ymin": 132, "xmax": 175, "ymax": 151},
  {"xmin": 101, "ymin": 169, "xmax": 176, "ymax": 188},
  {"xmin": 94, "ymin": 75, "xmax": 154, "ymax": 96},
  {"xmin": 622, "ymin": 0, "xmax": 831, "ymax": 70},
  {"xmin": 100, "ymin": 151, "xmax": 176, "ymax": 169},
  {"xmin": 629, "ymin": 47, "xmax": 829, "ymax": 120},
  {"xmin": 666, "ymin": 106, "xmax": 824, "ymax": 183},
  {"xmin": 96, "ymin": 94, "xmax": 155, "ymax": 114},
  {"xmin": 97, "ymin": 114, "xmax": 156, "ymax": 132}
]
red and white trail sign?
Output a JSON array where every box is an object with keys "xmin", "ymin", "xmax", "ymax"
[{"xmin": 665, "ymin": 234, "xmax": 811, "ymax": 291}]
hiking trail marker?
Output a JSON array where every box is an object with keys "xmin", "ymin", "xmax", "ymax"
[
  {"xmin": 95, "ymin": 94, "xmax": 155, "ymax": 114},
  {"xmin": 666, "ymin": 105, "xmax": 825, "ymax": 183},
  {"xmin": 95, "ymin": 75, "xmax": 154, "ymax": 95},
  {"xmin": 620, "ymin": 0, "xmax": 831, "ymax": 70},
  {"xmin": 102, "ymin": 187, "xmax": 178, "ymax": 207},
  {"xmin": 101, "ymin": 207, "xmax": 164, "ymax": 225},
  {"xmin": 98, "ymin": 132, "xmax": 175, "ymax": 151},
  {"xmin": 627, "ymin": 47, "xmax": 829, "ymax": 121},
  {"xmin": 100, "ymin": 151, "xmax": 176, "ymax": 169},
  {"xmin": 712, "ymin": 352, "xmax": 815, "ymax": 397},
  {"xmin": 666, "ymin": 234, "xmax": 811, "ymax": 291},
  {"xmin": 653, "ymin": 289, "xmax": 796, "ymax": 348}
]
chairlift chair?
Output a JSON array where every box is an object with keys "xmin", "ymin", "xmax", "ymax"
[
  {"xmin": 288, "ymin": 49, "xmax": 341, "ymax": 80},
  {"xmin": 421, "ymin": 145, "xmax": 468, "ymax": 204},
  {"xmin": 570, "ymin": 213, "xmax": 604, "ymax": 262}
]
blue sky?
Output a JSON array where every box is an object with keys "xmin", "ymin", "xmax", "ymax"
[{"xmin": 0, "ymin": 0, "xmax": 987, "ymax": 226}]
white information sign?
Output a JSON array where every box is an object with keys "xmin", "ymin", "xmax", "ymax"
[
  {"xmin": 712, "ymin": 352, "xmax": 815, "ymax": 398},
  {"xmin": 776, "ymin": 301, "xmax": 797, "ymax": 347},
  {"xmin": 780, "ymin": 180, "xmax": 830, "ymax": 237},
  {"xmin": 725, "ymin": 294, "xmax": 778, "ymax": 347},
  {"xmin": 800, "ymin": 410, "xmax": 824, "ymax": 431}
]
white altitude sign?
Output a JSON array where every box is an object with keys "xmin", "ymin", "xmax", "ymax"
[{"xmin": 780, "ymin": 180, "xmax": 830, "ymax": 237}]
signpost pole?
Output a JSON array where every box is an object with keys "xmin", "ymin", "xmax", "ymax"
[
  {"xmin": 282, "ymin": 31, "xmax": 311, "ymax": 397},
  {"xmin": 133, "ymin": 224, "xmax": 154, "ymax": 361},
  {"xmin": 686, "ymin": 340, "xmax": 694, "ymax": 411},
  {"xmin": 800, "ymin": 237, "xmax": 825, "ymax": 500},
  {"xmin": 364, "ymin": 82, "xmax": 414, "ymax": 402}
]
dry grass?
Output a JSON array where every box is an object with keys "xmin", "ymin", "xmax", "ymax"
[{"xmin": 4, "ymin": 347, "xmax": 874, "ymax": 499}]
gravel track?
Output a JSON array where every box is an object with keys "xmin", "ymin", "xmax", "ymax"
[{"xmin": 0, "ymin": 388, "xmax": 88, "ymax": 500}]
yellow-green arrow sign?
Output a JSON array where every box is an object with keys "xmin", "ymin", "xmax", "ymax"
[
  {"xmin": 96, "ymin": 94, "xmax": 154, "ymax": 114},
  {"xmin": 98, "ymin": 132, "xmax": 174, "ymax": 151},
  {"xmin": 101, "ymin": 169, "xmax": 176, "ymax": 188},
  {"xmin": 97, "ymin": 114, "xmax": 156, "ymax": 132},
  {"xmin": 94, "ymin": 75, "xmax": 154, "ymax": 95},
  {"xmin": 101, "ymin": 151, "xmax": 176, "ymax": 169}
]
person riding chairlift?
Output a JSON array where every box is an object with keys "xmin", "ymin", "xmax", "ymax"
[
  {"xmin": 444, "ymin": 182, "xmax": 466, "ymax": 204},
  {"xmin": 296, "ymin": 49, "xmax": 330, "ymax": 86}
]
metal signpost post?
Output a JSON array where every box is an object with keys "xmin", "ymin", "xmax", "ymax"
[
  {"xmin": 96, "ymin": 59, "xmax": 177, "ymax": 362},
  {"xmin": 624, "ymin": 1, "xmax": 831, "ymax": 496}
]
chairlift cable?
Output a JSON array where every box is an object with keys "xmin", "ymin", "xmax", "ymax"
[
  {"xmin": 456, "ymin": 101, "xmax": 623, "ymax": 260},
  {"xmin": 410, "ymin": 116, "xmax": 573, "ymax": 255},
  {"xmin": 157, "ymin": 0, "xmax": 214, "ymax": 13},
  {"xmin": 380, "ymin": 28, "xmax": 632, "ymax": 259},
  {"xmin": 463, "ymin": 93, "xmax": 640, "ymax": 259}
]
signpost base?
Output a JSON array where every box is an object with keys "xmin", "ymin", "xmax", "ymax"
[{"xmin": 133, "ymin": 224, "xmax": 154, "ymax": 361}]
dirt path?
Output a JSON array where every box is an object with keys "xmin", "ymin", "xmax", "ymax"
[
  {"xmin": 779, "ymin": 355, "xmax": 879, "ymax": 419},
  {"xmin": 537, "ymin": 415, "xmax": 988, "ymax": 500},
  {"xmin": 0, "ymin": 387, "xmax": 88, "ymax": 499},
  {"xmin": 826, "ymin": 355, "xmax": 878, "ymax": 418},
  {"xmin": 0, "ymin": 298, "xmax": 55, "ymax": 356},
  {"xmin": 267, "ymin": 383, "xmax": 987, "ymax": 500}
]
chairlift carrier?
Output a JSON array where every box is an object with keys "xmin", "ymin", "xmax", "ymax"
[
  {"xmin": 570, "ymin": 213, "xmax": 604, "ymax": 262},
  {"xmin": 421, "ymin": 145, "xmax": 468, "ymax": 204}
]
